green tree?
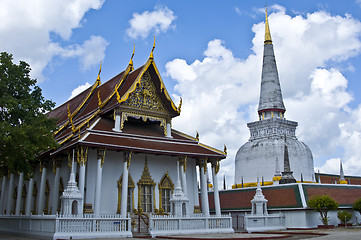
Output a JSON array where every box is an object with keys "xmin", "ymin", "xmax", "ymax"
[
  {"xmin": 307, "ymin": 195, "xmax": 339, "ymax": 225},
  {"xmin": 353, "ymin": 198, "xmax": 361, "ymax": 215},
  {"xmin": 337, "ymin": 210, "xmax": 352, "ymax": 224},
  {"xmin": 0, "ymin": 52, "xmax": 58, "ymax": 176}
]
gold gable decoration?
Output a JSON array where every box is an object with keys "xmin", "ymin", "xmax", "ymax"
[
  {"xmin": 123, "ymin": 71, "xmax": 166, "ymax": 112},
  {"xmin": 137, "ymin": 156, "xmax": 156, "ymax": 186}
]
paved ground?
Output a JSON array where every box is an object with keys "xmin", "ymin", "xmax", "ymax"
[{"xmin": 1, "ymin": 227, "xmax": 361, "ymax": 240}]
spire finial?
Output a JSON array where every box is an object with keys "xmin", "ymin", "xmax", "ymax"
[
  {"xmin": 264, "ymin": 5, "xmax": 272, "ymax": 45},
  {"xmin": 96, "ymin": 61, "xmax": 102, "ymax": 83},
  {"xmin": 150, "ymin": 36, "xmax": 155, "ymax": 59}
]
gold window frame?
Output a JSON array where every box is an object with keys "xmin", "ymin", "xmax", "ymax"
[
  {"xmin": 117, "ymin": 174, "xmax": 135, "ymax": 214},
  {"xmin": 158, "ymin": 172, "xmax": 174, "ymax": 212}
]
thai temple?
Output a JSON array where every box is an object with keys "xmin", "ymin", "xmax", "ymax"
[
  {"xmin": 234, "ymin": 8, "xmax": 314, "ymax": 187},
  {"xmin": 0, "ymin": 43, "xmax": 233, "ymax": 239},
  {"xmin": 1, "ymin": 6, "xmax": 361, "ymax": 239}
]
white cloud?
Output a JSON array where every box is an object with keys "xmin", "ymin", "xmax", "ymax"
[
  {"xmin": 0, "ymin": 0, "xmax": 105, "ymax": 81},
  {"xmin": 166, "ymin": 7, "xmax": 361, "ymax": 186},
  {"xmin": 126, "ymin": 6, "xmax": 176, "ymax": 39},
  {"xmin": 69, "ymin": 82, "xmax": 92, "ymax": 100}
]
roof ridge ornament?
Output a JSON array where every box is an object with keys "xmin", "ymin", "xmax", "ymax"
[
  {"xmin": 67, "ymin": 104, "xmax": 75, "ymax": 132},
  {"xmin": 177, "ymin": 97, "xmax": 182, "ymax": 113},
  {"xmin": 264, "ymin": 5, "xmax": 272, "ymax": 45},
  {"xmin": 96, "ymin": 61, "xmax": 102, "ymax": 84},
  {"xmin": 150, "ymin": 36, "xmax": 155, "ymax": 60},
  {"xmin": 129, "ymin": 44, "xmax": 135, "ymax": 71}
]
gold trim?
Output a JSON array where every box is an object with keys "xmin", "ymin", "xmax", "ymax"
[
  {"xmin": 120, "ymin": 111, "xmax": 167, "ymax": 135},
  {"xmin": 137, "ymin": 156, "xmax": 156, "ymax": 212},
  {"xmin": 97, "ymin": 61, "xmax": 102, "ymax": 84},
  {"xmin": 97, "ymin": 148, "xmax": 106, "ymax": 167},
  {"xmin": 199, "ymin": 158, "xmax": 208, "ymax": 174},
  {"xmin": 179, "ymin": 156, "xmax": 187, "ymax": 173},
  {"xmin": 124, "ymin": 151, "xmax": 132, "ymax": 170},
  {"xmin": 77, "ymin": 146, "xmax": 88, "ymax": 166}
]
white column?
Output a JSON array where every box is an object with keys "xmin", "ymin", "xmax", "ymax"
[
  {"xmin": 78, "ymin": 163, "xmax": 85, "ymax": 214},
  {"xmin": 38, "ymin": 165, "xmax": 47, "ymax": 215},
  {"xmin": 193, "ymin": 165, "xmax": 200, "ymax": 213},
  {"xmin": 15, "ymin": 172, "xmax": 24, "ymax": 215},
  {"xmin": 113, "ymin": 115, "xmax": 121, "ymax": 132},
  {"xmin": 94, "ymin": 149, "xmax": 105, "ymax": 216},
  {"xmin": 6, "ymin": 173, "xmax": 14, "ymax": 215},
  {"xmin": 211, "ymin": 162, "xmax": 221, "ymax": 216},
  {"xmin": 0, "ymin": 175, "xmax": 7, "ymax": 214},
  {"xmin": 199, "ymin": 160, "xmax": 209, "ymax": 216},
  {"xmin": 166, "ymin": 123, "xmax": 172, "ymax": 138},
  {"xmin": 180, "ymin": 157, "xmax": 187, "ymax": 196},
  {"xmin": 51, "ymin": 164, "xmax": 61, "ymax": 215},
  {"xmin": 121, "ymin": 152, "xmax": 131, "ymax": 217},
  {"xmin": 25, "ymin": 178, "xmax": 34, "ymax": 215}
]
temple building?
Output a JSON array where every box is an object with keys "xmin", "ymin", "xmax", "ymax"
[
  {"xmin": 234, "ymin": 8, "xmax": 314, "ymax": 187},
  {"xmin": 0, "ymin": 44, "xmax": 233, "ymax": 239}
]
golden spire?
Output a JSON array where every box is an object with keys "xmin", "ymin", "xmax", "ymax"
[
  {"xmin": 264, "ymin": 6, "xmax": 272, "ymax": 45},
  {"xmin": 129, "ymin": 44, "xmax": 135, "ymax": 71},
  {"xmin": 96, "ymin": 61, "xmax": 102, "ymax": 84},
  {"xmin": 150, "ymin": 36, "xmax": 155, "ymax": 59},
  {"xmin": 177, "ymin": 97, "xmax": 182, "ymax": 113}
]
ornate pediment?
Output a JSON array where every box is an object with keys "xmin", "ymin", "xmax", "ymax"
[{"xmin": 123, "ymin": 71, "xmax": 166, "ymax": 113}]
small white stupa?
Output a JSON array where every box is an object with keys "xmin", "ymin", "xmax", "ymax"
[
  {"xmin": 169, "ymin": 160, "xmax": 189, "ymax": 216},
  {"xmin": 60, "ymin": 150, "xmax": 83, "ymax": 216},
  {"xmin": 251, "ymin": 179, "xmax": 268, "ymax": 216}
]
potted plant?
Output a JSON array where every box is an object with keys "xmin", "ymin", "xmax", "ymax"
[
  {"xmin": 307, "ymin": 195, "xmax": 339, "ymax": 228},
  {"xmin": 337, "ymin": 210, "xmax": 352, "ymax": 227}
]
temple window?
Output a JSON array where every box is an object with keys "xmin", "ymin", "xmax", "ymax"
[{"xmin": 158, "ymin": 172, "xmax": 174, "ymax": 213}]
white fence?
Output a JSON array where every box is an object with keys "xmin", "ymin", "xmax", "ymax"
[
  {"xmin": 0, "ymin": 214, "xmax": 132, "ymax": 239},
  {"xmin": 244, "ymin": 213, "xmax": 286, "ymax": 233},
  {"xmin": 149, "ymin": 214, "xmax": 234, "ymax": 237}
]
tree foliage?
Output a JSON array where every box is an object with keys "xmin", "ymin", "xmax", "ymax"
[
  {"xmin": 0, "ymin": 52, "xmax": 58, "ymax": 176},
  {"xmin": 353, "ymin": 198, "xmax": 361, "ymax": 214},
  {"xmin": 337, "ymin": 210, "xmax": 352, "ymax": 224},
  {"xmin": 307, "ymin": 195, "xmax": 339, "ymax": 225}
]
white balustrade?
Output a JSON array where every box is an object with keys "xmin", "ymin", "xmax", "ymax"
[{"xmin": 149, "ymin": 213, "xmax": 234, "ymax": 237}]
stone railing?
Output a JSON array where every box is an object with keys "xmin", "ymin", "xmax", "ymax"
[
  {"xmin": 244, "ymin": 213, "xmax": 286, "ymax": 233},
  {"xmin": 149, "ymin": 213, "xmax": 234, "ymax": 237},
  {"xmin": 0, "ymin": 214, "xmax": 132, "ymax": 239}
]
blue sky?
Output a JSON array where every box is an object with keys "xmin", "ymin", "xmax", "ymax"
[{"xmin": 2, "ymin": 0, "xmax": 361, "ymax": 185}]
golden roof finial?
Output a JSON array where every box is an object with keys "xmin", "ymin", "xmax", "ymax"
[
  {"xmin": 264, "ymin": 4, "xmax": 272, "ymax": 45},
  {"xmin": 196, "ymin": 131, "xmax": 199, "ymax": 142},
  {"xmin": 129, "ymin": 44, "xmax": 135, "ymax": 70},
  {"xmin": 224, "ymin": 145, "xmax": 227, "ymax": 155},
  {"xmin": 150, "ymin": 36, "xmax": 155, "ymax": 59},
  {"xmin": 96, "ymin": 61, "xmax": 102, "ymax": 84},
  {"xmin": 177, "ymin": 97, "xmax": 182, "ymax": 113}
]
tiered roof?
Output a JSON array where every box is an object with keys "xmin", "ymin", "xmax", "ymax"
[{"xmin": 45, "ymin": 49, "xmax": 226, "ymax": 161}]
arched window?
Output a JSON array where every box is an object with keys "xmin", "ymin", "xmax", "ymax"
[
  {"xmin": 32, "ymin": 182, "xmax": 37, "ymax": 215},
  {"xmin": 117, "ymin": 174, "xmax": 135, "ymax": 214},
  {"xmin": 137, "ymin": 157, "xmax": 155, "ymax": 213},
  {"xmin": 72, "ymin": 200, "xmax": 78, "ymax": 215},
  {"xmin": 158, "ymin": 172, "xmax": 174, "ymax": 213},
  {"xmin": 44, "ymin": 180, "xmax": 50, "ymax": 214}
]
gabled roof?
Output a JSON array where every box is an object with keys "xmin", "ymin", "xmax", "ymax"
[{"xmin": 46, "ymin": 52, "xmax": 225, "ymax": 161}]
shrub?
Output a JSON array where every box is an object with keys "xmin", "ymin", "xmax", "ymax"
[
  {"xmin": 337, "ymin": 210, "xmax": 352, "ymax": 224},
  {"xmin": 307, "ymin": 195, "xmax": 339, "ymax": 225},
  {"xmin": 353, "ymin": 198, "xmax": 361, "ymax": 214}
]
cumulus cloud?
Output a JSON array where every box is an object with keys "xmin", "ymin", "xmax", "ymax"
[
  {"xmin": 69, "ymin": 82, "xmax": 92, "ymax": 100},
  {"xmin": 126, "ymin": 6, "xmax": 176, "ymax": 39},
  {"xmin": 166, "ymin": 7, "xmax": 361, "ymax": 186},
  {"xmin": 0, "ymin": 0, "xmax": 106, "ymax": 81}
]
